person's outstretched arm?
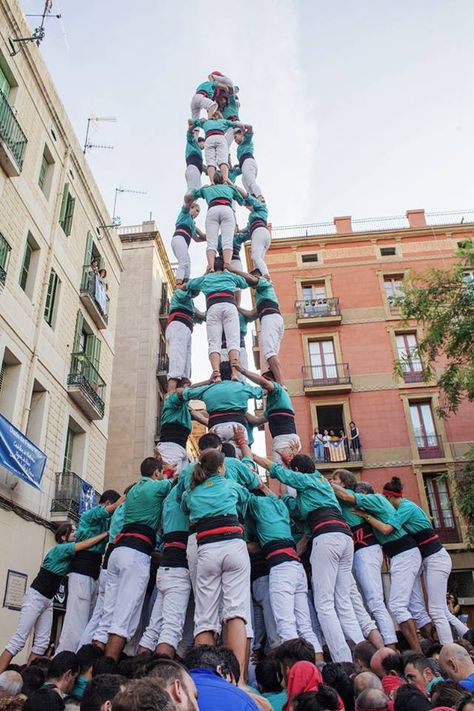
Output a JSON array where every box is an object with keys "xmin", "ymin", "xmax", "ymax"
[
  {"xmin": 226, "ymin": 264, "xmax": 259, "ymax": 286},
  {"xmin": 238, "ymin": 366, "xmax": 274, "ymax": 392},
  {"xmin": 237, "ymin": 305, "xmax": 258, "ymax": 319},
  {"xmin": 74, "ymin": 531, "xmax": 109, "ymax": 553}
]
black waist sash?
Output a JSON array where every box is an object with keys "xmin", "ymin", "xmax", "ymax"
[
  {"xmin": 262, "ymin": 539, "xmax": 300, "ymax": 569},
  {"xmin": 208, "ymin": 197, "xmax": 232, "ymax": 209},
  {"xmin": 268, "ymin": 409, "xmax": 296, "ymax": 437},
  {"xmin": 167, "ymin": 309, "xmax": 195, "ymax": 331},
  {"xmin": 413, "ymin": 527, "xmax": 442, "ymax": 558},
  {"xmin": 239, "ymin": 151, "xmax": 254, "ymax": 168},
  {"xmin": 186, "ymin": 152, "xmax": 203, "ymax": 171},
  {"xmin": 196, "ymin": 514, "xmax": 243, "ymax": 545},
  {"xmin": 31, "ymin": 567, "xmax": 63, "ymax": 599},
  {"xmin": 102, "ymin": 542, "xmax": 114, "ymax": 570},
  {"xmin": 161, "ymin": 531, "xmax": 189, "ymax": 568},
  {"xmin": 249, "ymin": 218, "xmax": 267, "ymax": 237},
  {"xmin": 308, "ymin": 506, "xmax": 352, "ymax": 538},
  {"xmin": 114, "ymin": 523, "xmax": 156, "ymax": 555},
  {"xmin": 69, "ymin": 550, "xmax": 103, "ymax": 580},
  {"xmin": 257, "ymin": 298, "xmax": 281, "ymax": 319},
  {"xmin": 206, "ymin": 290, "xmax": 236, "ymax": 309},
  {"xmin": 352, "ymin": 522, "xmax": 378, "ymax": 553},
  {"xmin": 160, "ymin": 422, "xmax": 190, "ymax": 448},
  {"xmin": 173, "ymin": 224, "xmax": 192, "ymax": 246},
  {"xmin": 205, "ymin": 128, "xmax": 225, "ymax": 138},
  {"xmin": 208, "ymin": 410, "xmax": 247, "ymax": 428},
  {"xmin": 382, "ymin": 533, "xmax": 418, "ymax": 559}
]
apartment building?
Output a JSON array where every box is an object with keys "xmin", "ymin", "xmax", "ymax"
[
  {"xmin": 0, "ymin": 0, "xmax": 123, "ymax": 653},
  {"xmin": 246, "ymin": 208, "xmax": 474, "ymax": 601}
]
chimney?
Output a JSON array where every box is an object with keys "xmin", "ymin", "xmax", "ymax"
[
  {"xmin": 406, "ymin": 209, "xmax": 426, "ymax": 229},
  {"xmin": 334, "ymin": 216, "xmax": 352, "ymax": 234}
]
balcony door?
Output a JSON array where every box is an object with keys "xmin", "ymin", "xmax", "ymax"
[
  {"xmin": 425, "ymin": 475, "xmax": 459, "ymax": 543},
  {"xmin": 309, "ymin": 340, "xmax": 337, "ymax": 383},
  {"xmin": 396, "ymin": 333, "xmax": 422, "ymax": 380},
  {"xmin": 409, "ymin": 401, "xmax": 440, "ymax": 454}
]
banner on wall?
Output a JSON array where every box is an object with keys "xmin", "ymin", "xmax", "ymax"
[
  {"xmin": 79, "ymin": 479, "xmax": 96, "ymax": 514},
  {"xmin": 0, "ymin": 414, "xmax": 46, "ymax": 490}
]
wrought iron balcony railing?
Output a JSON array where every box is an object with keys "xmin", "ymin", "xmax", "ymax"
[
  {"xmin": 0, "ymin": 232, "xmax": 11, "ymax": 288},
  {"xmin": 68, "ymin": 352, "xmax": 106, "ymax": 418},
  {"xmin": 295, "ymin": 297, "xmax": 340, "ymax": 319},
  {"xmin": 0, "ymin": 90, "xmax": 27, "ymax": 172},
  {"xmin": 51, "ymin": 470, "xmax": 98, "ymax": 522},
  {"xmin": 302, "ymin": 363, "xmax": 351, "ymax": 388},
  {"xmin": 416, "ymin": 434, "xmax": 444, "ymax": 459},
  {"xmin": 311, "ymin": 436, "xmax": 363, "ymax": 464},
  {"xmin": 402, "ymin": 367, "xmax": 424, "ymax": 383}
]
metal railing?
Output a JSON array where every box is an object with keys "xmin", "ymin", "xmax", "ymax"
[
  {"xmin": 295, "ymin": 297, "xmax": 340, "ymax": 319},
  {"xmin": 157, "ymin": 352, "xmax": 169, "ymax": 374},
  {"xmin": 416, "ymin": 434, "xmax": 444, "ymax": 459},
  {"xmin": 51, "ymin": 471, "xmax": 98, "ymax": 521},
  {"xmin": 311, "ymin": 437, "xmax": 363, "ymax": 464},
  {"xmin": 252, "ymin": 331, "xmax": 259, "ymax": 348},
  {"xmin": 402, "ymin": 368, "xmax": 424, "ymax": 383},
  {"xmin": 68, "ymin": 352, "xmax": 106, "ymax": 417},
  {"xmin": 80, "ymin": 268, "xmax": 109, "ymax": 322},
  {"xmin": 0, "ymin": 90, "xmax": 27, "ymax": 171},
  {"xmin": 302, "ymin": 363, "xmax": 351, "ymax": 388},
  {"xmin": 0, "ymin": 233, "xmax": 11, "ymax": 287}
]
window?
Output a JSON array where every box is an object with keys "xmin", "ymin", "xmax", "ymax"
[
  {"xmin": 62, "ymin": 418, "xmax": 87, "ymax": 475},
  {"xmin": 59, "ymin": 183, "xmax": 75, "ymax": 235},
  {"xmin": 38, "ymin": 145, "xmax": 54, "ymax": 197},
  {"xmin": 383, "ymin": 275, "xmax": 404, "ymax": 308},
  {"xmin": 396, "ymin": 333, "xmax": 422, "ymax": 380},
  {"xmin": 26, "ymin": 379, "xmax": 48, "ymax": 447},
  {"xmin": 301, "ymin": 253, "xmax": 319, "ymax": 263},
  {"xmin": 19, "ymin": 233, "xmax": 40, "ymax": 298},
  {"xmin": 409, "ymin": 401, "xmax": 442, "ymax": 456},
  {"xmin": 44, "ymin": 269, "xmax": 60, "ymax": 327},
  {"xmin": 0, "ymin": 232, "xmax": 11, "ymax": 284},
  {"xmin": 309, "ymin": 339, "xmax": 337, "ymax": 381},
  {"xmin": 425, "ymin": 475, "xmax": 459, "ymax": 543},
  {"xmin": 380, "ymin": 246, "xmax": 396, "ymax": 256},
  {"xmin": 63, "ymin": 426, "xmax": 76, "ymax": 472},
  {"xmin": 0, "ymin": 348, "xmax": 22, "ymax": 420},
  {"xmin": 72, "ymin": 310, "xmax": 102, "ymax": 371},
  {"xmin": 0, "ymin": 64, "xmax": 11, "ymax": 98},
  {"xmin": 302, "ymin": 282, "xmax": 326, "ymax": 300}
]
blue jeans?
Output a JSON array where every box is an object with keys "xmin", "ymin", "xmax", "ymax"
[{"xmin": 314, "ymin": 440, "xmax": 325, "ymax": 461}]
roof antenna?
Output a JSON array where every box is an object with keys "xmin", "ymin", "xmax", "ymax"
[
  {"xmin": 10, "ymin": 0, "xmax": 60, "ymax": 55},
  {"xmin": 83, "ymin": 115, "xmax": 117, "ymax": 154},
  {"xmin": 113, "ymin": 186, "xmax": 147, "ymax": 222}
]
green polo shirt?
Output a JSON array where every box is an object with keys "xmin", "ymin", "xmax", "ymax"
[
  {"xmin": 353, "ymin": 493, "xmax": 404, "ymax": 545},
  {"xmin": 76, "ymin": 505, "xmax": 111, "ymax": 554},
  {"xmin": 42, "ymin": 542, "xmax": 76, "ymax": 576},
  {"xmin": 181, "ymin": 475, "xmax": 249, "ymax": 522},
  {"xmin": 175, "ymin": 206, "xmax": 196, "ymax": 235},
  {"xmin": 246, "ymin": 195, "xmax": 268, "ymax": 225},
  {"xmin": 182, "ymin": 380, "xmax": 263, "ymax": 413},
  {"xmin": 339, "ymin": 495, "xmax": 365, "ymax": 528},
  {"xmin": 161, "ymin": 393, "xmax": 192, "ymax": 431},
  {"xmin": 269, "ymin": 464, "xmax": 341, "ymax": 520},
  {"xmin": 185, "ymin": 128, "xmax": 202, "ymax": 160},
  {"xmin": 248, "ymin": 494, "xmax": 293, "ymax": 547},
  {"xmin": 264, "ymin": 383, "xmax": 294, "ymax": 417},
  {"xmin": 237, "ymin": 130, "xmax": 255, "ymax": 160},
  {"xmin": 185, "ymin": 271, "xmax": 248, "ymax": 297},
  {"xmin": 393, "ymin": 498, "xmax": 432, "ymax": 534},
  {"xmin": 192, "ymin": 184, "xmax": 245, "ymax": 206},
  {"xmin": 255, "ymin": 277, "xmax": 279, "ymax": 308},
  {"xmin": 223, "ymin": 92, "xmax": 239, "ymax": 120},
  {"xmin": 170, "ymin": 288, "xmax": 196, "ymax": 315},
  {"xmin": 162, "ymin": 485, "xmax": 189, "ymax": 534},
  {"xmin": 108, "ymin": 503, "xmax": 125, "ymax": 543},
  {"xmin": 195, "ymin": 80, "xmax": 217, "ymax": 96},
  {"xmin": 193, "ymin": 117, "xmax": 240, "ymax": 134},
  {"xmin": 123, "ymin": 477, "xmax": 173, "ymax": 531}
]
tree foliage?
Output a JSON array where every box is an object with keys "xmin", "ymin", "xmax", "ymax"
[{"xmin": 397, "ymin": 239, "xmax": 474, "ymax": 416}]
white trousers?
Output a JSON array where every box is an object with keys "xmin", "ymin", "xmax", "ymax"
[
  {"xmin": 207, "ymin": 302, "xmax": 240, "ymax": 355},
  {"xmin": 194, "ymin": 539, "xmax": 250, "ymax": 636},
  {"xmin": 259, "ymin": 313, "xmax": 284, "ymax": 367},
  {"xmin": 241, "ymin": 157, "xmax": 262, "ymax": 197},
  {"xmin": 310, "ymin": 532, "xmax": 354, "ymax": 662},
  {"xmin": 6, "ymin": 587, "xmax": 53, "ymax": 656},
  {"xmin": 205, "ymin": 205, "xmax": 235, "ymax": 253},
  {"xmin": 212, "ymin": 421, "xmax": 247, "ymax": 458},
  {"xmin": 271, "ymin": 433, "xmax": 301, "ymax": 464},
  {"xmin": 422, "ymin": 548, "xmax": 454, "ymax": 644},
  {"xmin": 95, "ymin": 546, "xmax": 150, "ymax": 642},
  {"xmin": 446, "ymin": 607, "xmax": 469, "ymax": 637},
  {"xmin": 252, "ymin": 575, "xmax": 280, "ymax": 650},
  {"xmin": 388, "ymin": 547, "xmax": 422, "ymax": 623},
  {"xmin": 191, "ymin": 93, "xmax": 216, "ymax": 119},
  {"xmin": 57, "ymin": 572, "xmax": 98, "ymax": 652},
  {"xmin": 166, "ymin": 320, "xmax": 192, "ymax": 381},
  {"xmin": 348, "ymin": 576, "xmax": 375, "ymax": 639},
  {"xmin": 204, "ymin": 134, "xmax": 228, "ymax": 168},
  {"xmin": 171, "ymin": 234, "xmax": 191, "ymax": 282},
  {"xmin": 157, "ymin": 441, "xmax": 188, "ymax": 471},
  {"xmin": 353, "ymin": 545, "xmax": 397, "ymax": 645},
  {"xmin": 79, "ymin": 568, "xmax": 108, "ymax": 648},
  {"xmin": 185, "ymin": 164, "xmax": 201, "ymax": 192},
  {"xmin": 139, "ymin": 566, "xmax": 192, "ymax": 651},
  {"xmin": 409, "ymin": 574, "xmax": 432, "ymax": 629},
  {"xmin": 269, "ymin": 561, "xmax": 322, "ymax": 653},
  {"xmin": 251, "ymin": 226, "xmax": 271, "ymax": 276}
]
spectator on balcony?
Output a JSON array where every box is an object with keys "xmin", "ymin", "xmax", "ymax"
[
  {"xmin": 322, "ymin": 430, "xmax": 330, "ymax": 461},
  {"xmin": 88, "ymin": 258, "xmax": 99, "ymax": 279},
  {"xmin": 349, "ymin": 422, "xmax": 362, "ymax": 460},
  {"xmin": 0, "ymin": 525, "xmax": 109, "ymax": 673},
  {"xmin": 339, "ymin": 430, "xmax": 350, "ymax": 460},
  {"xmin": 313, "ymin": 430, "xmax": 325, "ymax": 462},
  {"xmin": 98, "ymin": 268, "xmax": 108, "ymax": 291},
  {"xmin": 57, "ymin": 491, "xmax": 124, "ymax": 654}
]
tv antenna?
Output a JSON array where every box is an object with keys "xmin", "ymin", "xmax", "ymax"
[
  {"xmin": 113, "ymin": 187, "xmax": 147, "ymax": 221},
  {"xmin": 10, "ymin": 0, "xmax": 60, "ymax": 55},
  {"xmin": 83, "ymin": 116, "xmax": 117, "ymax": 154}
]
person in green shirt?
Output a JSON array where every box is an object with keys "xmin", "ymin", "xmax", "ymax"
[
  {"xmin": 155, "ymin": 392, "xmax": 193, "ymax": 471},
  {"xmin": 191, "ymin": 114, "xmax": 248, "ymax": 184},
  {"xmin": 0, "ymin": 523, "xmax": 108, "ymax": 672},
  {"xmin": 234, "ymin": 125, "xmax": 263, "ymax": 200},
  {"xmin": 185, "ymin": 126, "xmax": 205, "ymax": 192},
  {"xmin": 166, "ymin": 285, "xmax": 206, "ymax": 394},
  {"xmin": 190, "ymin": 74, "xmax": 231, "ymax": 120},
  {"xmin": 244, "ymin": 193, "xmax": 271, "ymax": 279},
  {"xmin": 57, "ymin": 490, "xmax": 123, "ymax": 653},
  {"xmin": 171, "ymin": 202, "xmax": 206, "ymax": 286},
  {"xmin": 181, "ymin": 448, "xmax": 250, "ymax": 681}
]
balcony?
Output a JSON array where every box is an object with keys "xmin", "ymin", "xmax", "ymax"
[
  {"xmin": 156, "ymin": 352, "xmax": 169, "ymax": 390},
  {"xmin": 0, "ymin": 233, "xmax": 11, "ymax": 290},
  {"xmin": 0, "ymin": 91, "xmax": 27, "ymax": 176},
  {"xmin": 252, "ymin": 331, "xmax": 260, "ymax": 370},
  {"xmin": 416, "ymin": 434, "xmax": 444, "ymax": 460},
  {"xmin": 159, "ymin": 285, "xmax": 170, "ymax": 331},
  {"xmin": 302, "ymin": 363, "xmax": 352, "ymax": 395},
  {"xmin": 402, "ymin": 368, "xmax": 424, "ymax": 384},
  {"xmin": 80, "ymin": 269, "xmax": 109, "ymax": 329},
  {"xmin": 51, "ymin": 471, "xmax": 98, "ymax": 523},
  {"xmin": 67, "ymin": 352, "xmax": 106, "ymax": 420},
  {"xmin": 295, "ymin": 298, "xmax": 342, "ymax": 327}
]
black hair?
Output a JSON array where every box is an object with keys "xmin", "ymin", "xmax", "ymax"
[
  {"xmin": 183, "ymin": 645, "xmax": 222, "ymax": 671},
  {"xmin": 293, "ymin": 686, "xmax": 341, "ymax": 711},
  {"xmin": 76, "ymin": 644, "xmax": 104, "ymax": 675},
  {"xmin": 273, "ymin": 638, "xmax": 315, "ymax": 668},
  {"xmin": 80, "ymin": 673, "xmax": 128, "ymax": 711},
  {"xmin": 356, "ymin": 481, "xmax": 375, "ymax": 494},
  {"xmin": 213, "ymin": 173, "xmax": 224, "ymax": 185},
  {"xmin": 381, "ymin": 653, "xmax": 404, "ymax": 676},
  {"xmin": 140, "ymin": 457, "xmax": 162, "ymax": 478},
  {"xmin": 425, "ymin": 642, "xmax": 442, "ymax": 658},
  {"xmin": 214, "ymin": 256, "xmax": 224, "ymax": 271},
  {"xmin": 29, "ymin": 657, "xmax": 50, "ymax": 674},
  {"xmin": 458, "ymin": 694, "xmax": 474, "ymax": 711},
  {"xmin": 144, "ymin": 657, "xmax": 188, "ymax": 684},
  {"xmin": 111, "ymin": 679, "xmax": 174, "ymax": 711},
  {"xmin": 403, "ymin": 653, "xmax": 435, "ymax": 675},
  {"xmin": 383, "ymin": 476, "xmax": 404, "ymax": 495},
  {"xmin": 334, "ymin": 468, "xmax": 358, "ymax": 490},
  {"xmin": 92, "ymin": 656, "xmax": 118, "ymax": 678},
  {"xmin": 21, "ymin": 665, "xmax": 45, "ymax": 697},
  {"xmin": 116, "ymin": 657, "xmax": 135, "ymax": 679},
  {"xmin": 99, "ymin": 489, "xmax": 120, "ymax": 505},
  {"xmin": 216, "ymin": 647, "xmax": 240, "ymax": 684},
  {"xmin": 47, "ymin": 651, "xmax": 80, "ymax": 680},
  {"xmin": 55, "ymin": 522, "xmax": 74, "ymax": 544},
  {"xmin": 353, "ymin": 640, "xmax": 377, "ymax": 670},
  {"xmin": 220, "ymin": 361, "xmax": 232, "ymax": 381},
  {"xmin": 221, "ymin": 441, "xmax": 236, "ymax": 458},
  {"xmin": 430, "ymin": 680, "xmax": 468, "ymax": 707},
  {"xmin": 289, "ymin": 454, "xmax": 315, "ymax": 473},
  {"xmin": 250, "ymin": 268, "xmax": 262, "ymax": 277},
  {"xmin": 23, "ymin": 687, "xmax": 66, "ymax": 711},
  {"xmin": 255, "ymin": 657, "xmax": 283, "ymax": 693},
  {"xmin": 393, "ymin": 684, "xmax": 433, "ymax": 711},
  {"xmin": 190, "ymin": 449, "xmax": 225, "ymax": 489},
  {"xmin": 198, "ymin": 432, "xmax": 222, "ymax": 451},
  {"xmin": 322, "ymin": 662, "xmax": 355, "ymax": 711}
]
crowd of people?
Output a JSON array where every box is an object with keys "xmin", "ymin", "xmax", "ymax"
[{"xmin": 0, "ymin": 73, "xmax": 472, "ymax": 710}]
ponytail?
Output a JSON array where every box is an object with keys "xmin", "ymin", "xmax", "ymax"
[
  {"xmin": 383, "ymin": 476, "xmax": 404, "ymax": 498},
  {"xmin": 190, "ymin": 448, "xmax": 225, "ymax": 489}
]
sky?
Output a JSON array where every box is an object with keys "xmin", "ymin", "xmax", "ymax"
[{"xmin": 19, "ymin": 0, "xmax": 474, "ymax": 447}]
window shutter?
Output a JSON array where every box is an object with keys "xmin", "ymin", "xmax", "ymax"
[
  {"xmin": 72, "ymin": 310, "xmax": 84, "ymax": 352},
  {"xmin": 44, "ymin": 269, "xmax": 58, "ymax": 325},
  {"xmin": 84, "ymin": 231, "xmax": 94, "ymax": 265},
  {"xmin": 59, "ymin": 183, "xmax": 69, "ymax": 226},
  {"xmin": 64, "ymin": 195, "xmax": 75, "ymax": 236}
]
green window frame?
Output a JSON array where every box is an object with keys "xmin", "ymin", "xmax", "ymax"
[
  {"xmin": 19, "ymin": 239, "xmax": 33, "ymax": 291},
  {"xmin": 0, "ymin": 65, "xmax": 11, "ymax": 98},
  {"xmin": 63, "ymin": 426, "xmax": 75, "ymax": 472},
  {"xmin": 38, "ymin": 154, "xmax": 48, "ymax": 191},
  {"xmin": 0, "ymin": 232, "xmax": 11, "ymax": 271},
  {"xmin": 44, "ymin": 269, "xmax": 59, "ymax": 326},
  {"xmin": 59, "ymin": 183, "xmax": 75, "ymax": 236}
]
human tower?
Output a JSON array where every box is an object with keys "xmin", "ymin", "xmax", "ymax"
[{"xmin": 0, "ymin": 73, "xmax": 467, "ymax": 685}]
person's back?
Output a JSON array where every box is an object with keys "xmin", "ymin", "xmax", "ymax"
[{"xmin": 23, "ymin": 686, "xmax": 66, "ymax": 710}]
